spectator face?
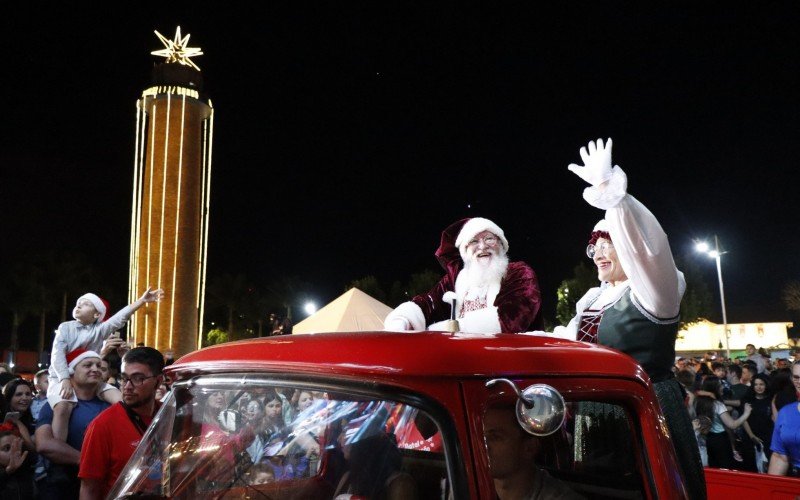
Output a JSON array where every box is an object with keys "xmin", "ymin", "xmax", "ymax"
[
  {"xmin": 120, "ymin": 361, "xmax": 161, "ymax": 409},
  {"xmin": 746, "ymin": 344, "xmax": 756, "ymax": 356},
  {"xmin": 251, "ymin": 470, "xmax": 274, "ymax": 485},
  {"xmin": 265, "ymin": 397, "xmax": 282, "ymax": 420},
  {"xmin": 73, "ymin": 357, "xmax": 103, "ymax": 386},
  {"xmin": 297, "ymin": 391, "xmax": 314, "ymax": 411},
  {"xmin": 713, "ymin": 366, "xmax": 726, "ymax": 379},
  {"xmin": 73, "ymin": 298, "xmax": 100, "ymax": 324},
  {"xmin": 741, "ymin": 366, "xmax": 755, "ymax": 384},
  {"xmin": 207, "ymin": 391, "xmax": 226, "ymax": 411},
  {"xmin": 246, "ymin": 400, "xmax": 264, "ymax": 422},
  {"xmin": 34, "ymin": 374, "xmax": 48, "ymax": 393},
  {"xmin": 99, "ymin": 360, "xmax": 110, "ymax": 382},
  {"xmin": 155, "ymin": 383, "xmax": 169, "ymax": 400},
  {"xmin": 753, "ymin": 378, "xmax": 767, "ymax": 396},
  {"xmin": 0, "ymin": 434, "xmax": 23, "ymax": 468},
  {"xmin": 9, "ymin": 383, "xmax": 32, "ymax": 413},
  {"xmin": 792, "ymin": 364, "xmax": 800, "ymax": 394}
]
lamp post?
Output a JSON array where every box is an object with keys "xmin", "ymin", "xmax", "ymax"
[{"xmin": 695, "ymin": 235, "xmax": 730, "ymax": 359}]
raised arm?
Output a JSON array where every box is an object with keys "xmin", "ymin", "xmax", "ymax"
[{"xmin": 569, "ymin": 138, "xmax": 682, "ymax": 318}]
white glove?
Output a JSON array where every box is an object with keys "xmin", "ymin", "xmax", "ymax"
[
  {"xmin": 568, "ymin": 138, "xmax": 615, "ymax": 187},
  {"xmin": 384, "ymin": 317, "xmax": 410, "ymax": 331}
]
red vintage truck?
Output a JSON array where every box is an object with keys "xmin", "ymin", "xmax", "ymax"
[{"xmin": 110, "ymin": 331, "xmax": 799, "ymax": 499}]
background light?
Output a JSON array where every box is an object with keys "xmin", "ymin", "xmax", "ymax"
[{"xmin": 304, "ymin": 302, "xmax": 317, "ymax": 316}]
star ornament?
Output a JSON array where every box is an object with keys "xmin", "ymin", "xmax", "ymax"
[{"xmin": 151, "ymin": 26, "xmax": 203, "ymax": 71}]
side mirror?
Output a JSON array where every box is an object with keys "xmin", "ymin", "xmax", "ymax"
[{"xmin": 486, "ymin": 378, "xmax": 566, "ymax": 436}]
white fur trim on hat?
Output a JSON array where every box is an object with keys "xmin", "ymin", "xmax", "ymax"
[
  {"xmin": 592, "ymin": 219, "xmax": 609, "ymax": 233},
  {"xmin": 78, "ymin": 293, "xmax": 107, "ymax": 323},
  {"xmin": 455, "ymin": 217, "xmax": 509, "ymax": 260},
  {"xmin": 66, "ymin": 348, "xmax": 101, "ymax": 374}
]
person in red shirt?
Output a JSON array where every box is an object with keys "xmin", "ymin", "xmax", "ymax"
[{"xmin": 78, "ymin": 346, "xmax": 164, "ymax": 499}]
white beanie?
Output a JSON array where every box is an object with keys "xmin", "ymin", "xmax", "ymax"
[
  {"xmin": 592, "ymin": 219, "xmax": 609, "ymax": 232},
  {"xmin": 77, "ymin": 293, "xmax": 108, "ymax": 323},
  {"xmin": 454, "ymin": 217, "xmax": 509, "ymax": 260},
  {"xmin": 66, "ymin": 348, "xmax": 101, "ymax": 374}
]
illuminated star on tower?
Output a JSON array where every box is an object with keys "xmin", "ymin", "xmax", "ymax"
[{"xmin": 151, "ymin": 26, "xmax": 203, "ymax": 71}]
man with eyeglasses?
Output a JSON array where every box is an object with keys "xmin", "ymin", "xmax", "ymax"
[
  {"xmin": 35, "ymin": 349, "xmax": 110, "ymax": 500},
  {"xmin": 384, "ymin": 216, "xmax": 543, "ymax": 333},
  {"xmin": 79, "ymin": 346, "xmax": 164, "ymax": 499}
]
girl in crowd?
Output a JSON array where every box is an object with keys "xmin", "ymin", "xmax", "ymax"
[
  {"xmin": 694, "ymin": 375, "xmax": 752, "ymax": 469},
  {"xmin": 0, "ymin": 422, "xmax": 35, "ymax": 498},
  {"xmin": 743, "ymin": 373, "xmax": 774, "ymax": 468},
  {"xmin": 2, "ymin": 379, "xmax": 36, "ymax": 452},
  {"xmin": 768, "ymin": 361, "xmax": 800, "ymax": 476}
]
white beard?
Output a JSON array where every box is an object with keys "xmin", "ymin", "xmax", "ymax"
[{"xmin": 463, "ymin": 250, "xmax": 509, "ymax": 289}]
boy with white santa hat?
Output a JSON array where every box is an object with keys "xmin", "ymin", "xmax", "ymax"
[
  {"xmin": 384, "ymin": 217, "xmax": 542, "ymax": 333},
  {"xmin": 47, "ymin": 287, "xmax": 164, "ymax": 443}
]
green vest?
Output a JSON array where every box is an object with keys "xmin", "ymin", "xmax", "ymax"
[{"xmin": 598, "ymin": 288, "xmax": 678, "ymax": 382}]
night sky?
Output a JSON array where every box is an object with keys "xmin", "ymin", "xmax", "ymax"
[{"xmin": 2, "ymin": 3, "xmax": 798, "ymax": 341}]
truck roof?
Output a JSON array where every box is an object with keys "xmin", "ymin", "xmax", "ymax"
[{"xmin": 172, "ymin": 331, "xmax": 650, "ymax": 383}]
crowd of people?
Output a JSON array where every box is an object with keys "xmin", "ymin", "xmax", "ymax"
[
  {"xmin": 1, "ymin": 137, "xmax": 797, "ymax": 498},
  {"xmin": 675, "ymin": 347, "xmax": 800, "ymax": 477},
  {"xmin": 0, "ymin": 286, "xmax": 171, "ymax": 499}
]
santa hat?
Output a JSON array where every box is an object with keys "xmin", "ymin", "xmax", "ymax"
[
  {"xmin": 66, "ymin": 348, "xmax": 100, "ymax": 374},
  {"xmin": 77, "ymin": 293, "xmax": 109, "ymax": 323},
  {"xmin": 454, "ymin": 217, "xmax": 509, "ymax": 260},
  {"xmin": 588, "ymin": 219, "xmax": 611, "ymax": 246}
]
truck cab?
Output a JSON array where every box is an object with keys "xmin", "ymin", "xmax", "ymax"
[{"xmin": 109, "ymin": 331, "xmax": 797, "ymax": 499}]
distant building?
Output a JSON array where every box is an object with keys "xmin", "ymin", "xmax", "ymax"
[{"xmin": 676, "ymin": 319, "xmax": 794, "ymax": 356}]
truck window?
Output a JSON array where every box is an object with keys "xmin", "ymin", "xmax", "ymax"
[
  {"xmin": 483, "ymin": 401, "xmax": 645, "ymax": 499},
  {"xmin": 109, "ymin": 376, "xmax": 451, "ymax": 499}
]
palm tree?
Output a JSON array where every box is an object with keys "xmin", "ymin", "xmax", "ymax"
[{"xmin": 206, "ymin": 273, "xmax": 250, "ymax": 341}]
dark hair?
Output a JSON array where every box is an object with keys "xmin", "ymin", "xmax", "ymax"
[
  {"xmin": 744, "ymin": 373, "xmax": 773, "ymax": 402},
  {"xmin": 742, "ymin": 364, "xmax": 758, "ymax": 378},
  {"xmin": 727, "ymin": 364, "xmax": 742, "ymax": 378},
  {"xmin": 711, "ymin": 362, "xmax": 726, "ymax": 372},
  {"xmin": 694, "ymin": 375, "xmax": 723, "ymax": 421},
  {"xmin": 123, "ymin": 346, "xmax": 164, "ymax": 375},
  {"xmin": 2, "ymin": 378, "xmax": 34, "ymax": 427},
  {"xmin": 103, "ymin": 350, "xmax": 122, "ymax": 377},
  {"xmin": 675, "ymin": 369, "xmax": 695, "ymax": 389}
]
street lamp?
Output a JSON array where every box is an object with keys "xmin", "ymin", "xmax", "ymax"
[
  {"xmin": 304, "ymin": 301, "xmax": 317, "ymax": 316},
  {"xmin": 695, "ymin": 235, "xmax": 730, "ymax": 359}
]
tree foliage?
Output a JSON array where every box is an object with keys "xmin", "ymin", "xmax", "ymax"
[
  {"xmin": 674, "ymin": 254, "xmax": 714, "ymax": 328},
  {"xmin": 348, "ymin": 276, "xmax": 386, "ymax": 303},
  {"xmin": 555, "ymin": 261, "xmax": 597, "ymax": 326},
  {"xmin": 783, "ymin": 281, "xmax": 800, "ymax": 311},
  {"xmin": 206, "ymin": 328, "xmax": 228, "ymax": 346}
]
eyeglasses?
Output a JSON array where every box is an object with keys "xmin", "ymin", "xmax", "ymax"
[
  {"xmin": 586, "ymin": 242, "xmax": 614, "ymax": 259},
  {"xmin": 120, "ymin": 374, "xmax": 158, "ymax": 387},
  {"xmin": 467, "ymin": 235, "xmax": 498, "ymax": 248},
  {"xmin": 792, "ymin": 375, "xmax": 800, "ymax": 381}
]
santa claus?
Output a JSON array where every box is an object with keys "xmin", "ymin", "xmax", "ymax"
[{"xmin": 384, "ymin": 217, "xmax": 542, "ymax": 333}]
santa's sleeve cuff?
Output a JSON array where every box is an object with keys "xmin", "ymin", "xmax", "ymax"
[{"xmin": 384, "ymin": 301, "xmax": 426, "ymax": 331}]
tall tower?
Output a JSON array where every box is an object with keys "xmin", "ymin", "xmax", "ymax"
[{"xmin": 129, "ymin": 28, "xmax": 213, "ymax": 356}]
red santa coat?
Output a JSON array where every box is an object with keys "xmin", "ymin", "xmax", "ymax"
[{"xmin": 408, "ymin": 218, "xmax": 543, "ymax": 333}]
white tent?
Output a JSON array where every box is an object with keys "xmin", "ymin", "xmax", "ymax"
[{"xmin": 292, "ymin": 288, "xmax": 394, "ymax": 334}]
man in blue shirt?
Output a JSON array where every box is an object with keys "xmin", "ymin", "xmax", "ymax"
[{"xmin": 35, "ymin": 350, "xmax": 110, "ymax": 500}]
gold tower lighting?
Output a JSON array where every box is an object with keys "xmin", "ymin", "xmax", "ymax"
[{"xmin": 129, "ymin": 27, "xmax": 213, "ymax": 356}]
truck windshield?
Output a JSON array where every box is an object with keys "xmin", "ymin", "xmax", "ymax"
[{"xmin": 109, "ymin": 375, "xmax": 447, "ymax": 499}]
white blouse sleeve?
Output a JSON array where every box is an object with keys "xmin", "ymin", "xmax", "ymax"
[{"xmin": 582, "ymin": 167, "xmax": 683, "ymax": 320}]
